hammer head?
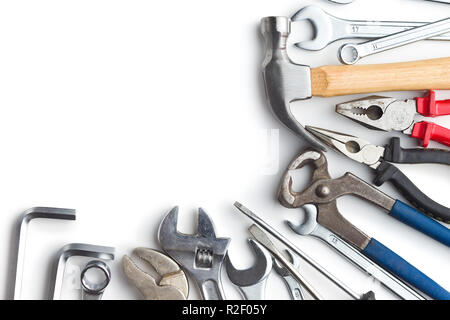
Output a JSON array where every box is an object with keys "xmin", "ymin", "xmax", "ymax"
[{"xmin": 261, "ymin": 16, "xmax": 325, "ymax": 150}]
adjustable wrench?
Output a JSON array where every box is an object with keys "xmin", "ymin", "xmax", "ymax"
[
  {"xmin": 339, "ymin": 17, "xmax": 450, "ymax": 64},
  {"xmin": 158, "ymin": 207, "xmax": 230, "ymax": 300},
  {"xmin": 287, "ymin": 204, "xmax": 424, "ymax": 300},
  {"xmin": 292, "ymin": 5, "xmax": 450, "ymax": 51}
]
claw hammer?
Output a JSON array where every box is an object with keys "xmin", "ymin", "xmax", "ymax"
[{"xmin": 261, "ymin": 16, "xmax": 450, "ymax": 150}]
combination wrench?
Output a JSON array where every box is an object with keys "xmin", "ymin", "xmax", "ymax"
[
  {"xmin": 339, "ymin": 17, "xmax": 450, "ymax": 64},
  {"xmin": 287, "ymin": 205, "xmax": 424, "ymax": 300},
  {"xmin": 292, "ymin": 6, "xmax": 450, "ymax": 51}
]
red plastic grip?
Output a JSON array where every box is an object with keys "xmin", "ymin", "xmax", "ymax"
[
  {"xmin": 415, "ymin": 90, "xmax": 450, "ymax": 117},
  {"xmin": 411, "ymin": 121, "xmax": 450, "ymax": 147}
]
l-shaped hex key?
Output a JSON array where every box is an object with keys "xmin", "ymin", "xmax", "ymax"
[
  {"xmin": 12, "ymin": 207, "xmax": 76, "ymax": 300},
  {"xmin": 49, "ymin": 243, "xmax": 115, "ymax": 300}
]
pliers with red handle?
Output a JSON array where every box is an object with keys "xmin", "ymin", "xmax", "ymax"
[{"xmin": 336, "ymin": 91, "xmax": 450, "ymax": 147}]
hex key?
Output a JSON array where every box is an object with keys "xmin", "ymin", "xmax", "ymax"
[
  {"xmin": 12, "ymin": 207, "xmax": 76, "ymax": 300},
  {"xmin": 48, "ymin": 243, "xmax": 115, "ymax": 300}
]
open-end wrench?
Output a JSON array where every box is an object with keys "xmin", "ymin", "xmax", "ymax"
[
  {"xmin": 225, "ymin": 239, "xmax": 272, "ymax": 300},
  {"xmin": 292, "ymin": 6, "xmax": 450, "ymax": 51},
  {"xmin": 273, "ymin": 249, "xmax": 305, "ymax": 300},
  {"xmin": 339, "ymin": 17, "xmax": 450, "ymax": 64},
  {"xmin": 287, "ymin": 204, "xmax": 425, "ymax": 300},
  {"xmin": 234, "ymin": 202, "xmax": 374, "ymax": 300},
  {"xmin": 158, "ymin": 207, "xmax": 231, "ymax": 300}
]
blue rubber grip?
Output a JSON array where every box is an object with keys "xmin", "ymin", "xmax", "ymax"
[
  {"xmin": 390, "ymin": 200, "xmax": 450, "ymax": 247},
  {"xmin": 363, "ymin": 238, "xmax": 450, "ymax": 300}
]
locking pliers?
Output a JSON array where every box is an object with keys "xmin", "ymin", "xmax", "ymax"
[{"xmin": 336, "ymin": 91, "xmax": 450, "ymax": 147}]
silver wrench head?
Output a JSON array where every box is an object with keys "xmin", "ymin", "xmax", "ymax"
[
  {"xmin": 291, "ymin": 6, "xmax": 340, "ymax": 51},
  {"xmin": 157, "ymin": 206, "xmax": 231, "ymax": 293},
  {"xmin": 225, "ymin": 239, "xmax": 272, "ymax": 287},
  {"xmin": 272, "ymin": 249, "xmax": 300, "ymax": 277},
  {"xmin": 285, "ymin": 204, "xmax": 319, "ymax": 236}
]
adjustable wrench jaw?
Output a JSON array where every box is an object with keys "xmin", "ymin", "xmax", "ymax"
[{"xmin": 158, "ymin": 207, "xmax": 231, "ymax": 300}]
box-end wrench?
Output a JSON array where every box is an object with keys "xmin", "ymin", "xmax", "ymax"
[
  {"xmin": 291, "ymin": 6, "xmax": 450, "ymax": 51},
  {"xmin": 287, "ymin": 204, "xmax": 425, "ymax": 300},
  {"xmin": 339, "ymin": 17, "xmax": 450, "ymax": 64}
]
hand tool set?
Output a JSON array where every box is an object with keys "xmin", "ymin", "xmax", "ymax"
[{"xmin": 6, "ymin": 2, "xmax": 449, "ymax": 301}]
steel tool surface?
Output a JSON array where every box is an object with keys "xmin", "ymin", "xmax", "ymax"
[
  {"xmin": 260, "ymin": 16, "xmax": 450, "ymax": 150},
  {"xmin": 306, "ymin": 126, "xmax": 450, "ymax": 222},
  {"xmin": 278, "ymin": 149, "xmax": 450, "ymax": 299},
  {"xmin": 123, "ymin": 248, "xmax": 189, "ymax": 300},
  {"xmin": 287, "ymin": 204, "xmax": 424, "ymax": 300},
  {"xmin": 158, "ymin": 207, "xmax": 230, "ymax": 300},
  {"xmin": 225, "ymin": 239, "xmax": 272, "ymax": 300},
  {"xmin": 248, "ymin": 224, "xmax": 323, "ymax": 300},
  {"xmin": 339, "ymin": 18, "xmax": 450, "ymax": 64},
  {"xmin": 336, "ymin": 91, "xmax": 450, "ymax": 147},
  {"xmin": 273, "ymin": 249, "xmax": 305, "ymax": 300},
  {"xmin": 292, "ymin": 5, "xmax": 450, "ymax": 51},
  {"xmin": 12, "ymin": 207, "xmax": 76, "ymax": 299},
  {"xmin": 80, "ymin": 260, "xmax": 111, "ymax": 300},
  {"xmin": 234, "ymin": 202, "xmax": 367, "ymax": 300},
  {"xmin": 49, "ymin": 243, "xmax": 115, "ymax": 300}
]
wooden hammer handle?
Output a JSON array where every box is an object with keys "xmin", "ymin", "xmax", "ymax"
[{"xmin": 311, "ymin": 57, "xmax": 450, "ymax": 97}]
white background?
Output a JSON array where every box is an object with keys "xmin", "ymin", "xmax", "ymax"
[{"xmin": 0, "ymin": 0, "xmax": 449, "ymax": 300}]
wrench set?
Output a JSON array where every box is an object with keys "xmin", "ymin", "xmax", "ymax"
[{"xmin": 6, "ymin": 2, "xmax": 449, "ymax": 301}]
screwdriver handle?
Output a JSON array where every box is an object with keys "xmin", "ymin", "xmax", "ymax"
[
  {"xmin": 374, "ymin": 161, "xmax": 450, "ymax": 223},
  {"xmin": 363, "ymin": 238, "xmax": 450, "ymax": 300},
  {"xmin": 416, "ymin": 90, "xmax": 450, "ymax": 117},
  {"xmin": 411, "ymin": 122, "xmax": 450, "ymax": 147},
  {"xmin": 383, "ymin": 137, "xmax": 450, "ymax": 165}
]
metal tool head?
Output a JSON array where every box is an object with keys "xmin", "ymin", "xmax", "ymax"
[
  {"xmin": 306, "ymin": 126, "xmax": 385, "ymax": 169},
  {"xmin": 278, "ymin": 149, "xmax": 329, "ymax": 208},
  {"xmin": 122, "ymin": 248, "xmax": 188, "ymax": 300},
  {"xmin": 261, "ymin": 16, "xmax": 326, "ymax": 150},
  {"xmin": 225, "ymin": 239, "xmax": 272, "ymax": 287},
  {"xmin": 49, "ymin": 243, "xmax": 115, "ymax": 300},
  {"xmin": 336, "ymin": 96, "xmax": 416, "ymax": 133},
  {"xmin": 291, "ymin": 6, "xmax": 343, "ymax": 51},
  {"xmin": 81, "ymin": 260, "xmax": 111, "ymax": 300},
  {"xmin": 285, "ymin": 204, "xmax": 320, "ymax": 236},
  {"xmin": 157, "ymin": 206, "xmax": 230, "ymax": 299},
  {"xmin": 158, "ymin": 207, "xmax": 230, "ymax": 259},
  {"xmin": 272, "ymin": 249, "xmax": 300, "ymax": 277}
]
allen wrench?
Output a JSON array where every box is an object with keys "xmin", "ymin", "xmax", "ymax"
[{"xmin": 12, "ymin": 207, "xmax": 76, "ymax": 300}]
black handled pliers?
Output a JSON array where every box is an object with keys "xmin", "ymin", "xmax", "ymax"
[{"xmin": 306, "ymin": 126, "xmax": 450, "ymax": 223}]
